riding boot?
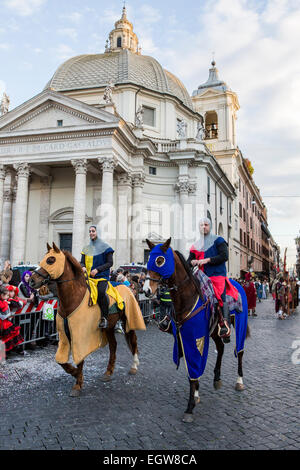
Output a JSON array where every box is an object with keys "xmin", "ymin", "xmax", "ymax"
[
  {"xmin": 219, "ymin": 302, "xmax": 231, "ymax": 343},
  {"xmin": 98, "ymin": 296, "xmax": 109, "ymax": 329}
]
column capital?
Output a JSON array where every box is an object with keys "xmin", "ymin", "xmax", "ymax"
[
  {"xmin": 188, "ymin": 182, "xmax": 197, "ymax": 194},
  {"xmin": 98, "ymin": 156, "xmax": 116, "ymax": 172},
  {"xmin": 174, "ymin": 180, "xmax": 190, "ymax": 194},
  {"xmin": 3, "ymin": 189, "xmax": 13, "ymax": 202},
  {"xmin": 13, "ymin": 162, "xmax": 30, "ymax": 178},
  {"xmin": 132, "ymin": 172, "xmax": 145, "ymax": 188},
  {"xmin": 0, "ymin": 164, "xmax": 7, "ymax": 180},
  {"xmin": 117, "ymin": 172, "xmax": 132, "ymax": 186},
  {"xmin": 71, "ymin": 159, "xmax": 88, "ymax": 175}
]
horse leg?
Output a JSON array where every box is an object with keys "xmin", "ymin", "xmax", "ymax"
[
  {"xmin": 235, "ymin": 350, "xmax": 245, "ymax": 391},
  {"xmin": 182, "ymin": 379, "xmax": 199, "ymax": 423},
  {"xmin": 211, "ymin": 328, "xmax": 224, "ymax": 390},
  {"xmin": 125, "ymin": 328, "xmax": 139, "ymax": 375},
  {"xmin": 60, "ymin": 361, "xmax": 84, "ymax": 397},
  {"xmin": 101, "ymin": 328, "xmax": 117, "ymax": 382}
]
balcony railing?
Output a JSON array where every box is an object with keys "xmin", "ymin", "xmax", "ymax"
[{"xmin": 154, "ymin": 141, "xmax": 180, "ymax": 152}]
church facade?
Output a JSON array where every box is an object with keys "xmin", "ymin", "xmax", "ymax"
[{"xmin": 0, "ymin": 7, "xmax": 253, "ymax": 277}]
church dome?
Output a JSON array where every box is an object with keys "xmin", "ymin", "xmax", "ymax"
[
  {"xmin": 45, "ymin": 6, "xmax": 193, "ymax": 110},
  {"xmin": 45, "ymin": 49, "xmax": 193, "ymax": 110}
]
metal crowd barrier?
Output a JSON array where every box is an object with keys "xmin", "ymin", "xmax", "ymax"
[
  {"xmin": 13, "ymin": 298, "xmax": 59, "ymax": 348},
  {"xmin": 11, "ymin": 296, "xmax": 157, "ymax": 349}
]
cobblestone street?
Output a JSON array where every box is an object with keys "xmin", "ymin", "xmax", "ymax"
[{"xmin": 0, "ymin": 297, "xmax": 299, "ymax": 451}]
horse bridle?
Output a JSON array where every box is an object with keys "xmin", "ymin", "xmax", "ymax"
[
  {"xmin": 145, "ymin": 274, "xmax": 190, "ymax": 292},
  {"xmin": 33, "ymin": 267, "xmax": 75, "ymax": 285}
]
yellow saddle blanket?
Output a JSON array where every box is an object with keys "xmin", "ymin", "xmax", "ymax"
[{"xmin": 87, "ymin": 277, "xmax": 124, "ymax": 311}]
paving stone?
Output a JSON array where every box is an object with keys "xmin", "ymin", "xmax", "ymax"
[{"xmin": 0, "ymin": 298, "xmax": 299, "ymax": 450}]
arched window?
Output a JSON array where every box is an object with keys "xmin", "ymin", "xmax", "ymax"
[
  {"xmin": 205, "ymin": 111, "xmax": 218, "ymax": 139},
  {"xmin": 218, "ymin": 222, "xmax": 224, "ymax": 236},
  {"xmin": 207, "ymin": 210, "xmax": 213, "ymax": 231},
  {"xmin": 117, "ymin": 36, "xmax": 122, "ymax": 47}
]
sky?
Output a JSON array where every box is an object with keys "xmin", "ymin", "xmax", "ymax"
[{"xmin": 0, "ymin": 0, "xmax": 299, "ymax": 268}]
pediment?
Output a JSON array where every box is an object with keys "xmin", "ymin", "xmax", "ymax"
[
  {"xmin": 196, "ymin": 88, "xmax": 224, "ymax": 98},
  {"xmin": 0, "ymin": 89, "xmax": 119, "ymax": 133}
]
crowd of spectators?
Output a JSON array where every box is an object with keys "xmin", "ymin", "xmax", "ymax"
[{"xmin": 0, "ymin": 260, "xmax": 156, "ymax": 358}]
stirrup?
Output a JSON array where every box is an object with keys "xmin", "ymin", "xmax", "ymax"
[
  {"xmin": 158, "ymin": 315, "xmax": 171, "ymax": 332},
  {"xmin": 99, "ymin": 317, "xmax": 108, "ymax": 329},
  {"xmin": 218, "ymin": 321, "xmax": 231, "ymax": 341}
]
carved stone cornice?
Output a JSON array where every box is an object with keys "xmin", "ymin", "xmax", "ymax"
[
  {"xmin": 8, "ymin": 103, "xmax": 99, "ymax": 131},
  {"xmin": 98, "ymin": 156, "xmax": 116, "ymax": 172},
  {"xmin": 0, "ymin": 130, "xmax": 115, "ymax": 146},
  {"xmin": 71, "ymin": 158, "xmax": 88, "ymax": 175},
  {"xmin": 13, "ymin": 162, "xmax": 30, "ymax": 178}
]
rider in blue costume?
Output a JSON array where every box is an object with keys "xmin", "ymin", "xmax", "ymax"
[
  {"xmin": 187, "ymin": 218, "xmax": 238, "ymax": 343},
  {"xmin": 80, "ymin": 225, "xmax": 114, "ymax": 329}
]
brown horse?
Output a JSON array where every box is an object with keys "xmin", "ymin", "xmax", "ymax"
[
  {"xmin": 30, "ymin": 243, "xmax": 145, "ymax": 397},
  {"xmin": 144, "ymin": 237, "xmax": 250, "ymax": 423}
]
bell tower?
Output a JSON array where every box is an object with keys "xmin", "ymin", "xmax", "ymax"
[
  {"xmin": 192, "ymin": 61, "xmax": 239, "ymax": 151},
  {"xmin": 105, "ymin": 5, "xmax": 140, "ymax": 54}
]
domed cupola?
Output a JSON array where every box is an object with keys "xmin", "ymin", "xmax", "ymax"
[{"xmin": 105, "ymin": 5, "xmax": 140, "ymax": 54}]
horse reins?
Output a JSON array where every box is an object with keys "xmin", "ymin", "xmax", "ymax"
[
  {"xmin": 33, "ymin": 268, "xmax": 76, "ymax": 285},
  {"xmin": 146, "ymin": 253, "xmax": 210, "ymax": 328}
]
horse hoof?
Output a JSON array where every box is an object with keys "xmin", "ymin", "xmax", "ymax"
[
  {"xmin": 69, "ymin": 388, "xmax": 81, "ymax": 397},
  {"xmin": 214, "ymin": 380, "xmax": 222, "ymax": 390},
  {"xmin": 195, "ymin": 397, "xmax": 200, "ymax": 405},
  {"xmin": 128, "ymin": 368, "xmax": 137, "ymax": 375},
  {"xmin": 235, "ymin": 383, "xmax": 245, "ymax": 391},
  {"xmin": 182, "ymin": 413, "xmax": 194, "ymax": 423},
  {"xmin": 100, "ymin": 374, "xmax": 112, "ymax": 382}
]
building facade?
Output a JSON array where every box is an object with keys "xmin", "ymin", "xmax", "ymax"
[
  {"xmin": 192, "ymin": 60, "xmax": 277, "ymax": 278},
  {"xmin": 0, "ymin": 7, "xmax": 236, "ymax": 270}
]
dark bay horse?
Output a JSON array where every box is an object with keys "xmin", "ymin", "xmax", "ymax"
[
  {"xmin": 30, "ymin": 243, "xmax": 143, "ymax": 397},
  {"xmin": 144, "ymin": 238, "xmax": 250, "ymax": 422}
]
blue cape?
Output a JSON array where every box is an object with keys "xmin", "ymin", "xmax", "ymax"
[{"xmin": 171, "ymin": 296, "xmax": 210, "ymax": 380}]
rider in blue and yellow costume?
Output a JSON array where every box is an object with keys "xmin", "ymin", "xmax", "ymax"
[{"xmin": 80, "ymin": 225, "xmax": 114, "ymax": 329}]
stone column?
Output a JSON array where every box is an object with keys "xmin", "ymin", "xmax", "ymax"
[
  {"xmin": 175, "ymin": 179, "xmax": 192, "ymax": 255},
  {"xmin": 38, "ymin": 176, "xmax": 52, "ymax": 260},
  {"xmin": 131, "ymin": 172, "xmax": 145, "ymax": 263},
  {"xmin": 71, "ymin": 159, "xmax": 88, "ymax": 260},
  {"xmin": 116, "ymin": 173, "xmax": 132, "ymax": 266},
  {"xmin": 1, "ymin": 189, "xmax": 14, "ymax": 261},
  {"xmin": 11, "ymin": 162, "xmax": 30, "ymax": 266},
  {"xmin": 98, "ymin": 157, "xmax": 116, "ymax": 247},
  {"xmin": 188, "ymin": 182, "xmax": 198, "ymax": 243},
  {"xmin": 0, "ymin": 165, "xmax": 7, "ymax": 255}
]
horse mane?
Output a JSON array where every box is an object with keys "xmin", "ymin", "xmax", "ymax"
[
  {"xmin": 174, "ymin": 250, "xmax": 203, "ymax": 301},
  {"xmin": 63, "ymin": 250, "xmax": 86, "ymax": 285}
]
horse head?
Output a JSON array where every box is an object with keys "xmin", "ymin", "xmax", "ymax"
[
  {"xmin": 30, "ymin": 242, "xmax": 66, "ymax": 289},
  {"xmin": 143, "ymin": 237, "xmax": 173, "ymax": 297}
]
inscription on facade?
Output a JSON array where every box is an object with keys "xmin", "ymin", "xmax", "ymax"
[{"xmin": 0, "ymin": 138, "xmax": 108, "ymax": 156}]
